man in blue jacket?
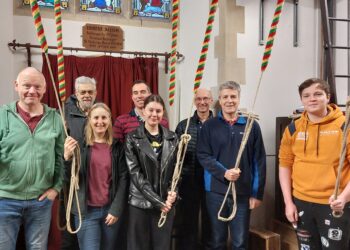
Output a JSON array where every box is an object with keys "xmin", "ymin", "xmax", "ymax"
[
  {"xmin": 197, "ymin": 81, "xmax": 266, "ymax": 250},
  {"xmin": 0, "ymin": 67, "xmax": 65, "ymax": 249}
]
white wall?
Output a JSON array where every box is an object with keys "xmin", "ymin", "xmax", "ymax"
[{"xmin": 0, "ymin": 1, "xmax": 14, "ymax": 105}]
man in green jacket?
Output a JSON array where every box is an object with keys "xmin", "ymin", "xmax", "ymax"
[{"xmin": 0, "ymin": 67, "xmax": 65, "ymax": 250}]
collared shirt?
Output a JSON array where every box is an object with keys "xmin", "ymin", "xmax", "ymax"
[{"xmin": 17, "ymin": 103, "xmax": 44, "ymax": 133}]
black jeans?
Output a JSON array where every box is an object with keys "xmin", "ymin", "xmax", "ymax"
[
  {"xmin": 127, "ymin": 205, "xmax": 175, "ymax": 250},
  {"xmin": 174, "ymin": 173, "xmax": 210, "ymax": 250},
  {"xmin": 294, "ymin": 197, "xmax": 350, "ymax": 250}
]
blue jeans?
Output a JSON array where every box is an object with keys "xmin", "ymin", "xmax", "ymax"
[
  {"xmin": 206, "ymin": 192, "xmax": 250, "ymax": 250},
  {"xmin": 0, "ymin": 197, "xmax": 53, "ymax": 250},
  {"xmin": 74, "ymin": 205, "xmax": 121, "ymax": 250}
]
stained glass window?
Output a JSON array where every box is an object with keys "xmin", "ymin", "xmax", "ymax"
[
  {"xmin": 23, "ymin": 0, "xmax": 69, "ymax": 9},
  {"xmin": 132, "ymin": 0, "xmax": 170, "ymax": 19},
  {"xmin": 80, "ymin": 0, "xmax": 122, "ymax": 14}
]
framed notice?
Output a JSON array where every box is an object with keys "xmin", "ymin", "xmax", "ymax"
[
  {"xmin": 23, "ymin": 0, "xmax": 69, "ymax": 9},
  {"xmin": 82, "ymin": 23, "xmax": 124, "ymax": 52},
  {"xmin": 80, "ymin": 0, "xmax": 122, "ymax": 14},
  {"xmin": 132, "ymin": 0, "xmax": 170, "ymax": 19}
]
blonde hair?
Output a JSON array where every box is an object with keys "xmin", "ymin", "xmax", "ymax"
[{"xmin": 85, "ymin": 103, "xmax": 113, "ymax": 146}]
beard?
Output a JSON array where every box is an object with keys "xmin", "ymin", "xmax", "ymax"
[{"xmin": 80, "ymin": 100, "xmax": 94, "ymax": 111}]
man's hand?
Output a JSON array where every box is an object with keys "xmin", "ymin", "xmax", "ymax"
[
  {"xmin": 224, "ymin": 168, "xmax": 241, "ymax": 182},
  {"xmin": 285, "ymin": 201, "xmax": 298, "ymax": 228},
  {"xmin": 249, "ymin": 197, "xmax": 262, "ymax": 209},
  {"xmin": 329, "ymin": 194, "xmax": 346, "ymax": 212},
  {"xmin": 39, "ymin": 188, "xmax": 58, "ymax": 201}
]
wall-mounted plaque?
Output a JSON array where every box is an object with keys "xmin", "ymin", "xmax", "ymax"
[{"xmin": 82, "ymin": 23, "xmax": 124, "ymax": 52}]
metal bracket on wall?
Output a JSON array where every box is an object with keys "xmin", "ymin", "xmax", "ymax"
[
  {"xmin": 293, "ymin": 0, "xmax": 299, "ymax": 47},
  {"xmin": 259, "ymin": 0, "xmax": 265, "ymax": 45}
]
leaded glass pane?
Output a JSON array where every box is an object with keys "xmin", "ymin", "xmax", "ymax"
[
  {"xmin": 80, "ymin": 0, "xmax": 122, "ymax": 14},
  {"xmin": 23, "ymin": 0, "xmax": 69, "ymax": 9},
  {"xmin": 132, "ymin": 0, "xmax": 170, "ymax": 19}
]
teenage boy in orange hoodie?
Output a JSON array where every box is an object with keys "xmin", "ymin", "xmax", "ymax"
[{"xmin": 279, "ymin": 78, "xmax": 350, "ymax": 250}]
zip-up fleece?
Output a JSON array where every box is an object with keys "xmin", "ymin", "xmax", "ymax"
[
  {"xmin": 197, "ymin": 112, "xmax": 266, "ymax": 200},
  {"xmin": 0, "ymin": 102, "xmax": 65, "ymax": 200},
  {"xmin": 279, "ymin": 104, "xmax": 350, "ymax": 204}
]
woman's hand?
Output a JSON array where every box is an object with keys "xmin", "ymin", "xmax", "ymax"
[
  {"xmin": 105, "ymin": 213, "xmax": 118, "ymax": 226},
  {"xmin": 166, "ymin": 191, "xmax": 177, "ymax": 204},
  {"xmin": 160, "ymin": 191, "xmax": 177, "ymax": 213},
  {"xmin": 64, "ymin": 136, "xmax": 78, "ymax": 161}
]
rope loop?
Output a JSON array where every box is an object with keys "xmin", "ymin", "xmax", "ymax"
[
  {"xmin": 217, "ymin": 112, "xmax": 258, "ymax": 222},
  {"xmin": 65, "ymin": 146, "xmax": 82, "ymax": 233}
]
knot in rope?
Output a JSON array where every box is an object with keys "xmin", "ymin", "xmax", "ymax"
[{"xmin": 180, "ymin": 133, "xmax": 192, "ymax": 144}]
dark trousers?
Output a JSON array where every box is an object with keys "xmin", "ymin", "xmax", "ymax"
[
  {"xmin": 294, "ymin": 197, "xmax": 350, "ymax": 250},
  {"xmin": 60, "ymin": 227, "xmax": 79, "ymax": 250},
  {"xmin": 59, "ymin": 200, "xmax": 79, "ymax": 250},
  {"xmin": 206, "ymin": 192, "xmax": 250, "ymax": 250},
  {"xmin": 174, "ymin": 173, "xmax": 210, "ymax": 250},
  {"xmin": 127, "ymin": 205, "xmax": 174, "ymax": 250}
]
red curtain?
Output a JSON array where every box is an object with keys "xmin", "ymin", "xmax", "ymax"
[{"xmin": 42, "ymin": 54, "xmax": 159, "ymax": 118}]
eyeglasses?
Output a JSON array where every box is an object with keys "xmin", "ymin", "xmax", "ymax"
[
  {"xmin": 78, "ymin": 90, "xmax": 95, "ymax": 95},
  {"xmin": 195, "ymin": 97, "xmax": 211, "ymax": 102}
]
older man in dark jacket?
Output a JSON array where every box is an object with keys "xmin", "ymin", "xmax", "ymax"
[
  {"xmin": 174, "ymin": 88, "xmax": 213, "ymax": 250},
  {"xmin": 61, "ymin": 76, "xmax": 97, "ymax": 250}
]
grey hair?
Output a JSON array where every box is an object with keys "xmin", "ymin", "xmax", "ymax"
[
  {"xmin": 74, "ymin": 76, "xmax": 97, "ymax": 91},
  {"xmin": 218, "ymin": 81, "xmax": 241, "ymax": 97}
]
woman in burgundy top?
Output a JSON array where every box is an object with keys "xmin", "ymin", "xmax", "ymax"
[{"xmin": 64, "ymin": 103, "xmax": 128, "ymax": 250}]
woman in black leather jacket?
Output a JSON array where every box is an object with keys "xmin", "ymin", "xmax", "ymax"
[
  {"xmin": 64, "ymin": 103, "xmax": 128, "ymax": 250},
  {"xmin": 125, "ymin": 95, "xmax": 178, "ymax": 250}
]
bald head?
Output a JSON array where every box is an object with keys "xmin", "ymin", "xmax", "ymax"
[
  {"xmin": 195, "ymin": 88, "xmax": 212, "ymax": 99},
  {"xmin": 194, "ymin": 88, "xmax": 213, "ymax": 115},
  {"xmin": 15, "ymin": 67, "xmax": 46, "ymax": 109},
  {"xmin": 16, "ymin": 67, "xmax": 46, "ymax": 86}
]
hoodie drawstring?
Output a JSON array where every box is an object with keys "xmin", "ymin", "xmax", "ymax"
[
  {"xmin": 304, "ymin": 121, "xmax": 308, "ymax": 155},
  {"xmin": 303, "ymin": 121, "xmax": 321, "ymax": 157},
  {"xmin": 316, "ymin": 125, "xmax": 320, "ymax": 157}
]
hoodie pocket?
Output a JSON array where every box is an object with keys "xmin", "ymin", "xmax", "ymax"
[
  {"xmin": 0, "ymin": 164, "xmax": 10, "ymax": 182},
  {"xmin": 7, "ymin": 160, "xmax": 28, "ymax": 185}
]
